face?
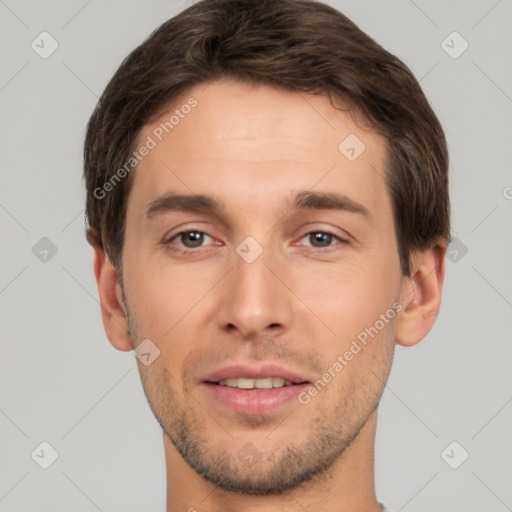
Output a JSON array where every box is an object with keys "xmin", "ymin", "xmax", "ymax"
[{"xmin": 120, "ymin": 79, "xmax": 403, "ymax": 494}]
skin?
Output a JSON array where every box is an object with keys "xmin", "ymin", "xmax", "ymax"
[{"xmin": 93, "ymin": 78, "xmax": 446, "ymax": 512}]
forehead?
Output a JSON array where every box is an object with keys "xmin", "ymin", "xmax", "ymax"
[{"xmin": 130, "ymin": 79, "xmax": 390, "ymax": 221}]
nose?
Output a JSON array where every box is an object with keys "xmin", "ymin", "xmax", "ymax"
[{"xmin": 216, "ymin": 245, "xmax": 293, "ymax": 340}]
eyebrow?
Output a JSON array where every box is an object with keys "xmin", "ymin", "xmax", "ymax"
[
  {"xmin": 292, "ymin": 191, "xmax": 371, "ymax": 222},
  {"xmin": 144, "ymin": 190, "xmax": 372, "ymax": 223},
  {"xmin": 145, "ymin": 193, "xmax": 223, "ymax": 219}
]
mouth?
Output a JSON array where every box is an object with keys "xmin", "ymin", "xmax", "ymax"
[
  {"xmin": 202, "ymin": 363, "xmax": 310, "ymax": 385},
  {"xmin": 201, "ymin": 364, "xmax": 312, "ymax": 415},
  {"xmin": 209, "ymin": 377, "xmax": 306, "ymax": 389}
]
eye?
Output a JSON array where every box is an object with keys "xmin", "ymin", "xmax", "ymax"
[
  {"xmin": 168, "ymin": 230, "xmax": 215, "ymax": 250},
  {"xmin": 298, "ymin": 230, "xmax": 348, "ymax": 249}
]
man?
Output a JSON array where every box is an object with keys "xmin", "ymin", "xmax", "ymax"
[{"xmin": 84, "ymin": 0, "xmax": 450, "ymax": 510}]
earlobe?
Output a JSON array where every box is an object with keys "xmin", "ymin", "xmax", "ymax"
[
  {"xmin": 395, "ymin": 241, "xmax": 447, "ymax": 347},
  {"xmin": 93, "ymin": 247, "xmax": 133, "ymax": 352}
]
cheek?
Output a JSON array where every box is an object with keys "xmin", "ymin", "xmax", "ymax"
[
  {"xmin": 292, "ymin": 254, "xmax": 400, "ymax": 344},
  {"xmin": 123, "ymin": 257, "xmax": 217, "ymax": 339}
]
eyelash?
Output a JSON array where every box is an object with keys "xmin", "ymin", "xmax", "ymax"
[{"xmin": 164, "ymin": 228, "xmax": 349, "ymax": 254}]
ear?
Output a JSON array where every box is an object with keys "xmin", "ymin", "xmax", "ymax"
[
  {"xmin": 93, "ymin": 246, "xmax": 133, "ymax": 352},
  {"xmin": 396, "ymin": 239, "xmax": 447, "ymax": 347}
]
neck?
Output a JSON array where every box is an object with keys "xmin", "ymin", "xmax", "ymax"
[{"xmin": 164, "ymin": 409, "xmax": 382, "ymax": 512}]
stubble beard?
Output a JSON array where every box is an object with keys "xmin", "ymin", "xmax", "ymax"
[{"xmin": 123, "ymin": 289, "xmax": 395, "ymax": 495}]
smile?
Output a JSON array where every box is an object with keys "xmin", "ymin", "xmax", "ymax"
[{"xmin": 217, "ymin": 377, "xmax": 295, "ymax": 389}]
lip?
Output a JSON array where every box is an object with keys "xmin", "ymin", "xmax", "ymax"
[
  {"xmin": 202, "ymin": 363, "xmax": 310, "ymax": 385},
  {"xmin": 200, "ymin": 363, "xmax": 312, "ymax": 416},
  {"xmin": 201, "ymin": 382, "xmax": 310, "ymax": 415}
]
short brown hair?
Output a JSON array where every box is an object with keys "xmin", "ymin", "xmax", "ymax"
[{"xmin": 84, "ymin": 0, "xmax": 451, "ymax": 276}]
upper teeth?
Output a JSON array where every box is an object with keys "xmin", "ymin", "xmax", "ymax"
[{"xmin": 218, "ymin": 377, "xmax": 293, "ymax": 389}]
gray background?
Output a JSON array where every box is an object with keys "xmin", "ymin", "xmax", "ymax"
[{"xmin": 1, "ymin": 0, "xmax": 511, "ymax": 511}]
